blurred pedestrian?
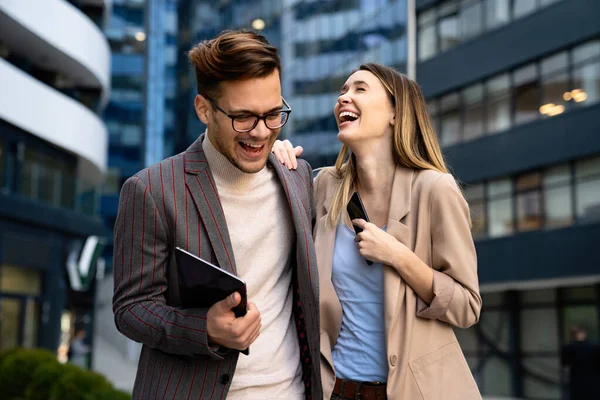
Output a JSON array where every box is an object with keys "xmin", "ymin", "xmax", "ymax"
[
  {"xmin": 68, "ymin": 328, "xmax": 89, "ymax": 369},
  {"xmin": 112, "ymin": 29, "xmax": 321, "ymax": 400},
  {"xmin": 272, "ymin": 63, "xmax": 482, "ymax": 399},
  {"xmin": 561, "ymin": 325, "xmax": 600, "ymax": 400}
]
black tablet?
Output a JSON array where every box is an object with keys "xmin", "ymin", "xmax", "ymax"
[{"xmin": 175, "ymin": 247, "xmax": 247, "ymax": 318}]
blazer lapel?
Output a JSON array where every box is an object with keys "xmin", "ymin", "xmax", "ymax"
[
  {"xmin": 384, "ymin": 167, "xmax": 413, "ymax": 327},
  {"xmin": 183, "ymin": 135, "xmax": 237, "ymax": 275},
  {"xmin": 269, "ymin": 155, "xmax": 314, "ymax": 281}
]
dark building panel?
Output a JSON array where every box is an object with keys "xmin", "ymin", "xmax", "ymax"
[
  {"xmin": 476, "ymin": 223, "xmax": 600, "ymax": 284},
  {"xmin": 416, "ymin": 0, "xmax": 440, "ymax": 11},
  {"xmin": 444, "ymin": 103, "xmax": 600, "ymax": 182},
  {"xmin": 0, "ymin": 195, "xmax": 107, "ymax": 238},
  {"xmin": 417, "ymin": 0, "xmax": 600, "ymax": 97}
]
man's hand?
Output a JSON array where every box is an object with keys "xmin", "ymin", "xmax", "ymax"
[
  {"xmin": 272, "ymin": 139, "xmax": 303, "ymax": 170},
  {"xmin": 206, "ymin": 292, "xmax": 261, "ymax": 351}
]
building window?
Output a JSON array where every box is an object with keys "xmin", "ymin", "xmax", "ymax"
[
  {"xmin": 540, "ymin": 52, "xmax": 569, "ymax": 118},
  {"xmin": 428, "ymin": 99, "xmax": 440, "ymax": 135},
  {"xmin": 438, "ymin": 2, "xmax": 460, "ymax": 52},
  {"xmin": 516, "ymin": 172, "xmax": 542, "ymax": 232},
  {"xmin": 431, "ymin": 37, "xmax": 600, "ymax": 148},
  {"xmin": 0, "ymin": 139, "xmax": 5, "ymax": 191},
  {"xmin": 513, "ymin": 64, "xmax": 540, "ymax": 125},
  {"xmin": 484, "ymin": 0, "xmax": 510, "ymax": 29},
  {"xmin": 487, "ymin": 178, "xmax": 513, "ymax": 237},
  {"xmin": 417, "ymin": 0, "xmax": 563, "ymax": 58},
  {"xmin": 486, "ymin": 73, "xmax": 512, "ymax": 134},
  {"xmin": 543, "ymin": 164, "xmax": 573, "ymax": 229},
  {"xmin": 575, "ymin": 156, "xmax": 600, "ymax": 223},
  {"xmin": 418, "ymin": 9, "xmax": 437, "ymax": 61},
  {"xmin": 571, "ymin": 39, "xmax": 600, "ymax": 107},
  {"xmin": 512, "ymin": 0, "xmax": 537, "ymax": 19},
  {"xmin": 440, "ymin": 92, "xmax": 461, "ymax": 146},
  {"xmin": 459, "ymin": 0, "xmax": 483, "ymax": 41},
  {"xmin": 462, "ymin": 83, "xmax": 485, "ymax": 141},
  {"xmin": 465, "ymin": 183, "xmax": 486, "ymax": 239}
]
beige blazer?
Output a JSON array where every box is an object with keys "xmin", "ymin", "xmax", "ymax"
[{"xmin": 314, "ymin": 166, "xmax": 482, "ymax": 400}]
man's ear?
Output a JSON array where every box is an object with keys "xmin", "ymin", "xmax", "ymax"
[{"xmin": 195, "ymin": 95, "xmax": 210, "ymax": 124}]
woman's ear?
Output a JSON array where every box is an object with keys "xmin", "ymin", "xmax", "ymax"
[{"xmin": 195, "ymin": 95, "xmax": 210, "ymax": 124}]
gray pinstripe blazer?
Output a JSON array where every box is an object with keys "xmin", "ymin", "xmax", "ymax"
[{"xmin": 113, "ymin": 135, "xmax": 322, "ymax": 399}]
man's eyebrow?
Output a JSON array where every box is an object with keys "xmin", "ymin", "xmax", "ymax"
[{"xmin": 228, "ymin": 104, "xmax": 283, "ymax": 115}]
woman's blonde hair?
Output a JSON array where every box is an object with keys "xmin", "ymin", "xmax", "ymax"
[{"xmin": 328, "ymin": 63, "xmax": 448, "ymax": 226}]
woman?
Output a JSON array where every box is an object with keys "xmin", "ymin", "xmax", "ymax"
[{"xmin": 273, "ymin": 63, "xmax": 482, "ymax": 400}]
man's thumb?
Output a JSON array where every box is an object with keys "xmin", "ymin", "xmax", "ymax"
[{"xmin": 227, "ymin": 292, "xmax": 241, "ymax": 308}]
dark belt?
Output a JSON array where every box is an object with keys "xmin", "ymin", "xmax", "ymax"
[{"xmin": 333, "ymin": 377, "xmax": 387, "ymax": 400}]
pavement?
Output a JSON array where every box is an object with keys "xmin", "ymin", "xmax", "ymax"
[
  {"xmin": 90, "ymin": 335, "xmax": 523, "ymax": 399},
  {"xmin": 92, "ymin": 334, "xmax": 138, "ymax": 393}
]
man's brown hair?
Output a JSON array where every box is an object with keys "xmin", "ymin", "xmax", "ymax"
[{"xmin": 188, "ymin": 29, "xmax": 281, "ymax": 99}]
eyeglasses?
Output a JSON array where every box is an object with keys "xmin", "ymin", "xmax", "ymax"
[{"xmin": 206, "ymin": 97, "xmax": 292, "ymax": 133}]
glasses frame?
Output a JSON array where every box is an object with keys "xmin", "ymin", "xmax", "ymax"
[{"xmin": 206, "ymin": 96, "xmax": 292, "ymax": 133}]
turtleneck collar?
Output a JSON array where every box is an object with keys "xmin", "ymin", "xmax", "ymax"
[{"xmin": 202, "ymin": 132, "xmax": 271, "ymax": 191}]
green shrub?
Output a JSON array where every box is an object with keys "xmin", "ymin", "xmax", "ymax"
[
  {"xmin": 49, "ymin": 369, "xmax": 112, "ymax": 400},
  {"xmin": 84, "ymin": 387, "xmax": 132, "ymax": 400},
  {"xmin": 25, "ymin": 362, "xmax": 81, "ymax": 400},
  {"xmin": 0, "ymin": 348, "xmax": 58, "ymax": 399}
]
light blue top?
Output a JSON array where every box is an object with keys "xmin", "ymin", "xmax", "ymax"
[{"xmin": 331, "ymin": 223, "xmax": 388, "ymax": 382}]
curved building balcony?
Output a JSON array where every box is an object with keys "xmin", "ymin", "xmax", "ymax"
[
  {"xmin": 0, "ymin": 0, "xmax": 111, "ymax": 104},
  {"xmin": 0, "ymin": 59, "xmax": 108, "ymax": 185}
]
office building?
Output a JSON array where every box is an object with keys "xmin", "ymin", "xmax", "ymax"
[
  {"xmin": 0, "ymin": 0, "xmax": 110, "ymax": 358},
  {"xmin": 95, "ymin": 0, "xmax": 178, "ymax": 362},
  {"xmin": 174, "ymin": 0, "xmax": 408, "ymax": 169},
  {"xmin": 415, "ymin": 0, "xmax": 600, "ymax": 398}
]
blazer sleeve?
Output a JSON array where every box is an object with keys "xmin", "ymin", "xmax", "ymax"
[
  {"xmin": 112, "ymin": 176, "xmax": 223, "ymax": 359},
  {"xmin": 416, "ymin": 174, "xmax": 482, "ymax": 328}
]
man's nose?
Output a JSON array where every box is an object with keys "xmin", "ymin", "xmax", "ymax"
[{"xmin": 249, "ymin": 118, "xmax": 273, "ymax": 138}]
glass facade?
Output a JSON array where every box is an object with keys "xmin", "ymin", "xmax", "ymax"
[
  {"xmin": 458, "ymin": 286, "xmax": 600, "ymax": 399},
  {"xmin": 101, "ymin": 0, "xmax": 178, "ymax": 271},
  {"xmin": 174, "ymin": 0, "xmax": 408, "ymax": 168},
  {"xmin": 418, "ymin": 0, "xmax": 565, "ymax": 61},
  {"xmin": 428, "ymin": 38, "xmax": 600, "ymax": 147},
  {"xmin": 464, "ymin": 155, "xmax": 600, "ymax": 239}
]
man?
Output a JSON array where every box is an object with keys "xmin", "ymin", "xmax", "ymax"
[
  {"xmin": 112, "ymin": 29, "xmax": 321, "ymax": 400},
  {"xmin": 561, "ymin": 325, "xmax": 600, "ymax": 400}
]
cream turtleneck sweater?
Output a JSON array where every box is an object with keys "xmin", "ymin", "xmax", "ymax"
[{"xmin": 202, "ymin": 135, "xmax": 304, "ymax": 399}]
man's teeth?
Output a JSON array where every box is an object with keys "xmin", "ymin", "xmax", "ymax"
[
  {"xmin": 241, "ymin": 142, "xmax": 262, "ymax": 148},
  {"xmin": 339, "ymin": 111, "xmax": 359, "ymax": 121}
]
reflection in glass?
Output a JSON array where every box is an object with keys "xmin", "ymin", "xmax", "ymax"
[
  {"xmin": 544, "ymin": 165, "xmax": 572, "ymax": 228},
  {"xmin": 440, "ymin": 93, "xmax": 460, "ymax": 146},
  {"xmin": 575, "ymin": 157, "xmax": 600, "ymax": 223},
  {"xmin": 0, "ymin": 139, "xmax": 4, "ymax": 191},
  {"xmin": 465, "ymin": 184, "xmax": 486, "ymax": 238},
  {"xmin": 486, "ymin": 74, "xmax": 511, "ymax": 134},
  {"xmin": 0, "ymin": 298, "xmax": 20, "ymax": 350},
  {"xmin": 439, "ymin": 15, "xmax": 459, "ymax": 52},
  {"xmin": 487, "ymin": 179, "xmax": 513, "ymax": 237},
  {"xmin": 482, "ymin": 356, "xmax": 512, "ymax": 396},
  {"xmin": 460, "ymin": 1, "xmax": 482, "ymax": 40},
  {"xmin": 512, "ymin": 0, "xmax": 537, "ymax": 18},
  {"xmin": 463, "ymin": 84, "xmax": 485, "ymax": 141},
  {"xmin": 522, "ymin": 357, "xmax": 560, "ymax": 399},
  {"xmin": 521, "ymin": 308, "xmax": 559, "ymax": 352},
  {"xmin": 572, "ymin": 61, "xmax": 600, "ymax": 107},
  {"xmin": 513, "ymin": 65, "xmax": 540, "ymax": 125},
  {"xmin": 419, "ymin": 24, "xmax": 437, "ymax": 61},
  {"xmin": 484, "ymin": 0, "xmax": 510, "ymax": 29}
]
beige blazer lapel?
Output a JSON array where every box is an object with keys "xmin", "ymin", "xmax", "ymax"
[{"xmin": 383, "ymin": 167, "xmax": 413, "ymax": 328}]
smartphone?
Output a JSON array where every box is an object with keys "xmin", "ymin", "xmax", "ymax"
[{"xmin": 346, "ymin": 192, "xmax": 373, "ymax": 265}]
